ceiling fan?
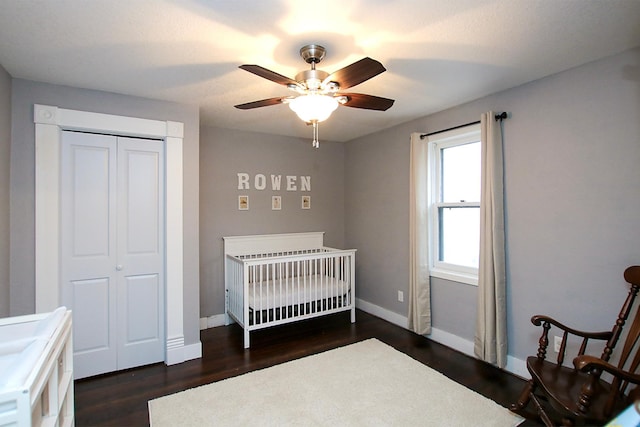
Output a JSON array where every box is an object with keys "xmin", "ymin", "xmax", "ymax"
[{"xmin": 235, "ymin": 44, "xmax": 394, "ymax": 148}]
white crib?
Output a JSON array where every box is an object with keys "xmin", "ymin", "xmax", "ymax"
[
  {"xmin": 224, "ymin": 232, "xmax": 356, "ymax": 348},
  {"xmin": 0, "ymin": 307, "xmax": 74, "ymax": 427}
]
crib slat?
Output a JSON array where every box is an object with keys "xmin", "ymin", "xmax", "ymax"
[
  {"xmin": 257, "ymin": 264, "xmax": 262, "ymax": 325},
  {"xmin": 303, "ymin": 259, "xmax": 307, "ymax": 316},
  {"xmin": 330, "ymin": 256, "xmax": 335, "ymax": 309},
  {"xmin": 314, "ymin": 258, "xmax": 319, "ymax": 314},
  {"xmin": 340, "ymin": 255, "xmax": 344, "ymax": 306},
  {"xmin": 279, "ymin": 260, "xmax": 282, "ymax": 319}
]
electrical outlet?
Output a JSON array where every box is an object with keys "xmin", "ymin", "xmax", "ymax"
[
  {"xmin": 554, "ymin": 336, "xmax": 562, "ymax": 352},
  {"xmin": 398, "ymin": 291, "xmax": 404, "ymax": 302}
]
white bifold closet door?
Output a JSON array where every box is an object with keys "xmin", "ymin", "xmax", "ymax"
[{"xmin": 60, "ymin": 130, "xmax": 165, "ymax": 379}]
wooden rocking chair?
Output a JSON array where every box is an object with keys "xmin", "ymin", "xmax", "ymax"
[{"xmin": 511, "ymin": 266, "xmax": 640, "ymax": 426}]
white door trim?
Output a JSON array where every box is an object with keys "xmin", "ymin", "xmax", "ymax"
[{"xmin": 34, "ymin": 104, "xmax": 187, "ymax": 365}]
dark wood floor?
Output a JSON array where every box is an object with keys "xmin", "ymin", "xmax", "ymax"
[{"xmin": 74, "ymin": 310, "xmax": 543, "ymax": 426}]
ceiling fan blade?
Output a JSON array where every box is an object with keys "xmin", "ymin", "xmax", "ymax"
[
  {"xmin": 239, "ymin": 64, "xmax": 299, "ymax": 87},
  {"xmin": 234, "ymin": 97, "xmax": 288, "ymax": 110},
  {"xmin": 324, "ymin": 57, "xmax": 386, "ymax": 89},
  {"xmin": 340, "ymin": 93, "xmax": 394, "ymax": 111}
]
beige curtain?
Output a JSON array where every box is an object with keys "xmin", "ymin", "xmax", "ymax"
[
  {"xmin": 474, "ymin": 112, "xmax": 507, "ymax": 367},
  {"xmin": 408, "ymin": 132, "xmax": 431, "ymax": 335}
]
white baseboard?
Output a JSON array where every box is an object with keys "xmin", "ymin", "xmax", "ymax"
[
  {"xmin": 166, "ymin": 342, "xmax": 202, "ymax": 365},
  {"xmin": 355, "ymin": 298, "xmax": 528, "ymax": 379},
  {"xmin": 428, "ymin": 327, "xmax": 475, "ymax": 357},
  {"xmin": 506, "ymin": 355, "xmax": 528, "ymax": 379},
  {"xmin": 166, "ymin": 335, "xmax": 203, "ymax": 365},
  {"xmin": 355, "ymin": 298, "xmax": 408, "ymax": 328},
  {"xmin": 200, "ymin": 313, "xmax": 227, "ymax": 330},
  {"xmin": 199, "ymin": 300, "xmax": 529, "ymax": 378},
  {"xmin": 182, "ymin": 341, "xmax": 203, "ymax": 361}
]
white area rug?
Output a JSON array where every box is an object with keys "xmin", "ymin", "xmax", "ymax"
[{"xmin": 149, "ymin": 339, "xmax": 523, "ymax": 426}]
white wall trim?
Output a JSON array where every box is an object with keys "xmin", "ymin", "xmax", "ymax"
[
  {"xmin": 33, "ymin": 103, "xmax": 196, "ymax": 366},
  {"xmin": 165, "ymin": 335, "xmax": 185, "ymax": 365},
  {"xmin": 355, "ymin": 298, "xmax": 528, "ymax": 379},
  {"xmin": 506, "ymin": 354, "xmax": 528, "ymax": 379},
  {"xmin": 165, "ymin": 135, "xmax": 184, "ymax": 359},
  {"xmin": 200, "ymin": 314, "xmax": 227, "ymax": 330},
  {"xmin": 428, "ymin": 327, "xmax": 475, "ymax": 356},
  {"xmin": 196, "ymin": 296, "xmax": 529, "ymax": 378},
  {"xmin": 182, "ymin": 341, "xmax": 203, "ymax": 362},
  {"xmin": 355, "ymin": 298, "xmax": 408, "ymax": 329},
  {"xmin": 166, "ymin": 336, "xmax": 202, "ymax": 365}
]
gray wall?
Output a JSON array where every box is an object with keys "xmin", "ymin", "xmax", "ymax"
[
  {"xmin": 345, "ymin": 47, "xmax": 640, "ymax": 361},
  {"xmin": 0, "ymin": 65, "xmax": 10, "ymax": 318},
  {"xmin": 344, "ymin": 124, "xmax": 410, "ymax": 314},
  {"xmin": 9, "ymin": 79, "xmax": 201, "ymax": 345},
  {"xmin": 199, "ymin": 126, "xmax": 345, "ymax": 316}
]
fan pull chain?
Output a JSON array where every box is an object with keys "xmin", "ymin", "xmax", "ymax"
[{"xmin": 312, "ymin": 121, "xmax": 320, "ymax": 148}]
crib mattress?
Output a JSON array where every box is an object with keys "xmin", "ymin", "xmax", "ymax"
[{"xmin": 247, "ymin": 274, "xmax": 350, "ymax": 310}]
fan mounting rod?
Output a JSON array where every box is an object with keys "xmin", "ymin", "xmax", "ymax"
[{"xmin": 295, "ymin": 45, "xmax": 330, "ymax": 90}]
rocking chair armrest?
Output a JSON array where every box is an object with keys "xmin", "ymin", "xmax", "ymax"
[
  {"xmin": 574, "ymin": 355, "xmax": 640, "ymax": 385},
  {"xmin": 531, "ymin": 315, "xmax": 613, "ymax": 340}
]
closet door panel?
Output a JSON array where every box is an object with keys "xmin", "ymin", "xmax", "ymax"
[
  {"xmin": 116, "ymin": 137, "xmax": 165, "ymax": 370},
  {"xmin": 61, "ymin": 131, "xmax": 117, "ymax": 379}
]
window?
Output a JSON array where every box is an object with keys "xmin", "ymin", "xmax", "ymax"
[{"xmin": 427, "ymin": 124, "xmax": 481, "ymax": 285}]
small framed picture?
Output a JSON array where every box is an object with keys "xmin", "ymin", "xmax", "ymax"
[
  {"xmin": 301, "ymin": 195, "xmax": 311, "ymax": 210},
  {"xmin": 272, "ymin": 196, "xmax": 281, "ymax": 210},
  {"xmin": 238, "ymin": 195, "xmax": 249, "ymax": 210}
]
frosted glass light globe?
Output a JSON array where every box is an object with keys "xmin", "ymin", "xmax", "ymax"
[{"xmin": 289, "ymin": 94, "xmax": 339, "ymax": 122}]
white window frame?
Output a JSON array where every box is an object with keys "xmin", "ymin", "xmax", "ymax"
[{"xmin": 427, "ymin": 123, "xmax": 481, "ymax": 286}]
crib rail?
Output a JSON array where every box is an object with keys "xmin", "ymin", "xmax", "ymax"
[{"xmin": 225, "ymin": 247, "xmax": 356, "ymax": 347}]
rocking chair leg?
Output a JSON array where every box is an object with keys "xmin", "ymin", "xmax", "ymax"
[
  {"xmin": 510, "ymin": 380, "xmax": 536, "ymax": 411},
  {"xmin": 530, "ymin": 393, "xmax": 556, "ymax": 427}
]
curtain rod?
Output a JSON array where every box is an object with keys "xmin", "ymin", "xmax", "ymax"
[{"xmin": 419, "ymin": 112, "xmax": 508, "ymax": 139}]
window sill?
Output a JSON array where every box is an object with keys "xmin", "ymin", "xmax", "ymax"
[{"xmin": 429, "ymin": 268, "xmax": 478, "ymax": 286}]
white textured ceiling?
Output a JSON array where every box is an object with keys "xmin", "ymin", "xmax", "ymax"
[{"xmin": 1, "ymin": 0, "xmax": 639, "ymax": 142}]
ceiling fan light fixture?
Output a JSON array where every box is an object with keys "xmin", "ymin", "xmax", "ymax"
[
  {"xmin": 289, "ymin": 94, "xmax": 338, "ymax": 123},
  {"xmin": 325, "ymin": 81, "xmax": 340, "ymax": 92},
  {"xmin": 235, "ymin": 44, "xmax": 394, "ymax": 148}
]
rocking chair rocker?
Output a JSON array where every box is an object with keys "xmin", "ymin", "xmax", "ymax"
[{"xmin": 511, "ymin": 266, "xmax": 640, "ymax": 426}]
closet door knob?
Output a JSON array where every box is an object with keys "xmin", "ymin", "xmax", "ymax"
[{"xmin": 116, "ymin": 265, "xmax": 124, "ymax": 271}]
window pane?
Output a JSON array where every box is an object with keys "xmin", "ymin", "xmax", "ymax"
[
  {"xmin": 441, "ymin": 142, "xmax": 480, "ymax": 202},
  {"xmin": 438, "ymin": 206, "xmax": 479, "ymax": 268}
]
